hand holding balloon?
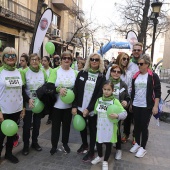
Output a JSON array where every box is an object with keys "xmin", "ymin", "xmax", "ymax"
[
  {"xmin": 29, "ymin": 99, "xmax": 34, "ymax": 109},
  {"xmin": 0, "ymin": 111, "xmax": 4, "ymax": 123},
  {"xmin": 109, "ymin": 113, "xmax": 118, "ymax": 119},
  {"xmin": 72, "ymin": 108, "xmax": 77, "ymax": 116},
  {"xmin": 83, "ymin": 109, "xmax": 89, "ymax": 117},
  {"xmin": 60, "ymin": 89, "xmax": 75, "ymax": 104},
  {"xmin": 59, "ymin": 88, "xmax": 67, "ymax": 97}
]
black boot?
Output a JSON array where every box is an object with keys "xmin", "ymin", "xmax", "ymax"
[{"xmin": 5, "ymin": 154, "xmax": 19, "ymax": 164}]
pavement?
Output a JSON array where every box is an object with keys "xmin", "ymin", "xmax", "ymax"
[{"xmin": 0, "ymin": 82, "xmax": 170, "ymax": 170}]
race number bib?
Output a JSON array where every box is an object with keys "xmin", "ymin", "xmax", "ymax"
[
  {"xmin": 5, "ymin": 77, "xmax": 22, "ymax": 88},
  {"xmin": 30, "ymin": 89, "xmax": 37, "ymax": 99},
  {"xmin": 113, "ymin": 87, "xmax": 120, "ymax": 96}
]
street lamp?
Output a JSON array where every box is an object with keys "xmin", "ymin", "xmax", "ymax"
[{"xmin": 150, "ymin": 0, "xmax": 162, "ymax": 63}]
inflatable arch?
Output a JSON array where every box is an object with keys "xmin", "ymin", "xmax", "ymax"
[{"xmin": 98, "ymin": 30, "xmax": 138, "ymax": 55}]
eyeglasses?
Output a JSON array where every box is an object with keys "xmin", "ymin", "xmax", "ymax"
[
  {"xmin": 62, "ymin": 57, "xmax": 71, "ymax": 61},
  {"xmin": 111, "ymin": 70, "xmax": 121, "ymax": 74},
  {"xmin": 137, "ymin": 62, "xmax": 145, "ymax": 66},
  {"xmin": 133, "ymin": 49, "xmax": 141, "ymax": 52},
  {"xmin": 90, "ymin": 58, "xmax": 100, "ymax": 62},
  {"xmin": 122, "ymin": 57, "xmax": 129, "ymax": 61},
  {"xmin": 31, "ymin": 58, "xmax": 39, "ymax": 62},
  {"xmin": 4, "ymin": 54, "xmax": 16, "ymax": 58},
  {"xmin": 54, "ymin": 57, "xmax": 60, "ymax": 61}
]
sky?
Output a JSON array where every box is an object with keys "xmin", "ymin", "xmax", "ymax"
[{"xmin": 83, "ymin": 0, "xmax": 118, "ymax": 26}]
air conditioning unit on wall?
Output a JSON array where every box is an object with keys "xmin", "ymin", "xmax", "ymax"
[{"xmin": 51, "ymin": 29, "xmax": 61, "ymax": 38}]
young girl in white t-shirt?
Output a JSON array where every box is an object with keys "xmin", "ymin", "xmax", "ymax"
[{"xmin": 91, "ymin": 80, "xmax": 127, "ymax": 170}]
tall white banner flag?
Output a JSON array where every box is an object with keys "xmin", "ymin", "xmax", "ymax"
[{"xmin": 33, "ymin": 8, "xmax": 53, "ymax": 53}]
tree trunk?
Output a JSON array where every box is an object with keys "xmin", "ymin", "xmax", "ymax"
[{"xmin": 138, "ymin": 0, "xmax": 150, "ymax": 53}]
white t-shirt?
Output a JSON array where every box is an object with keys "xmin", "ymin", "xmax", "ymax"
[
  {"xmin": 128, "ymin": 62, "xmax": 139, "ymax": 77},
  {"xmin": 0, "ymin": 69, "xmax": 23, "ymax": 114},
  {"xmin": 78, "ymin": 72, "xmax": 98, "ymax": 116},
  {"xmin": 133, "ymin": 73, "xmax": 148, "ymax": 107},
  {"xmin": 54, "ymin": 67, "xmax": 76, "ymax": 109},
  {"xmin": 113, "ymin": 83, "xmax": 120, "ymax": 100},
  {"xmin": 24, "ymin": 68, "xmax": 46, "ymax": 110}
]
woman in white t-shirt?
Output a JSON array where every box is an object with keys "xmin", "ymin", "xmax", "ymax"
[
  {"xmin": 130, "ymin": 54, "xmax": 161, "ymax": 158},
  {"xmin": 0, "ymin": 47, "xmax": 25, "ymax": 164},
  {"xmin": 48, "ymin": 51, "xmax": 77, "ymax": 155},
  {"xmin": 22, "ymin": 53, "xmax": 47, "ymax": 156},
  {"xmin": 72, "ymin": 53, "xmax": 106, "ymax": 162}
]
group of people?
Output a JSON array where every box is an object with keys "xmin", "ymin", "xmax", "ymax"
[{"xmin": 0, "ymin": 42, "xmax": 161, "ymax": 170}]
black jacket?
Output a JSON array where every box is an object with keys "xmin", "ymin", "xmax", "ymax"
[
  {"xmin": 131, "ymin": 71, "xmax": 161, "ymax": 108},
  {"xmin": 72, "ymin": 70, "xmax": 106, "ymax": 112},
  {"xmin": 118, "ymin": 80, "xmax": 130, "ymax": 104}
]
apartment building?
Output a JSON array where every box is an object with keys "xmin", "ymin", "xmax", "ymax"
[{"xmin": 0, "ymin": 0, "xmax": 84, "ymax": 61}]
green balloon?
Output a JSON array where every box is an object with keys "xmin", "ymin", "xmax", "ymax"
[
  {"xmin": 60, "ymin": 89, "xmax": 75, "ymax": 104},
  {"xmin": 73, "ymin": 115, "xmax": 85, "ymax": 131},
  {"xmin": 1, "ymin": 119, "xmax": 18, "ymax": 136},
  {"xmin": 32, "ymin": 98, "xmax": 44, "ymax": 114},
  {"xmin": 45, "ymin": 42, "xmax": 55, "ymax": 55},
  {"xmin": 107, "ymin": 104, "xmax": 122, "ymax": 123}
]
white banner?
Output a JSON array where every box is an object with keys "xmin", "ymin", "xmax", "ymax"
[
  {"xmin": 33, "ymin": 8, "xmax": 53, "ymax": 54},
  {"xmin": 126, "ymin": 30, "xmax": 138, "ymax": 49}
]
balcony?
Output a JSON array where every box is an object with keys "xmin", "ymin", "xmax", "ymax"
[
  {"xmin": 0, "ymin": 0, "xmax": 36, "ymax": 30},
  {"xmin": 52, "ymin": 0, "xmax": 72, "ymax": 10}
]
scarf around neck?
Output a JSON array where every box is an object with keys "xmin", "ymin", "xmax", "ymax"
[
  {"xmin": 109, "ymin": 77, "xmax": 120, "ymax": 85},
  {"xmin": 3, "ymin": 63, "xmax": 16, "ymax": 71},
  {"xmin": 102, "ymin": 94, "xmax": 115, "ymax": 101},
  {"xmin": 132, "ymin": 57, "xmax": 138, "ymax": 64},
  {"xmin": 88, "ymin": 68, "xmax": 99, "ymax": 74},
  {"xmin": 29, "ymin": 65, "xmax": 40, "ymax": 72}
]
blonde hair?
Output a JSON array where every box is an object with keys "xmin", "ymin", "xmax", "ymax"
[
  {"xmin": 133, "ymin": 42, "xmax": 143, "ymax": 49},
  {"xmin": 1, "ymin": 47, "xmax": 17, "ymax": 63},
  {"xmin": 115, "ymin": 52, "xmax": 130, "ymax": 73},
  {"xmin": 83, "ymin": 53, "xmax": 105, "ymax": 73},
  {"xmin": 139, "ymin": 54, "xmax": 151, "ymax": 66},
  {"xmin": 61, "ymin": 51, "xmax": 73, "ymax": 61}
]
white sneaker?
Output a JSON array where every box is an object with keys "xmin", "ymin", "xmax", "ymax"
[
  {"xmin": 130, "ymin": 143, "xmax": 140, "ymax": 153},
  {"xmin": 135, "ymin": 147, "xmax": 147, "ymax": 158},
  {"xmin": 102, "ymin": 161, "xmax": 108, "ymax": 170},
  {"xmin": 91, "ymin": 156, "xmax": 103, "ymax": 165},
  {"xmin": 115, "ymin": 150, "xmax": 122, "ymax": 160}
]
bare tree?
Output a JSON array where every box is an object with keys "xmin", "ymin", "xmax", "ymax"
[{"xmin": 111, "ymin": 0, "xmax": 170, "ymax": 53}]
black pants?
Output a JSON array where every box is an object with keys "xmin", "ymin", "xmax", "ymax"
[
  {"xmin": 116, "ymin": 121, "xmax": 121, "ymax": 150},
  {"xmin": 77, "ymin": 110, "xmax": 97, "ymax": 154},
  {"xmin": 23, "ymin": 110, "xmax": 41, "ymax": 148},
  {"xmin": 133, "ymin": 106, "xmax": 152, "ymax": 149},
  {"xmin": 96, "ymin": 142, "xmax": 112, "ymax": 161},
  {"xmin": 123, "ymin": 108, "xmax": 134, "ymax": 137},
  {"xmin": 0, "ymin": 112, "xmax": 20, "ymax": 155},
  {"xmin": 51, "ymin": 107, "xmax": 72, "ymax": 148}
]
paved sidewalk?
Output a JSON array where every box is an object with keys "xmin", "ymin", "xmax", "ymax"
[{"xmin": 0, "ymin": 82, "xmax": 170, "ymax": 170}]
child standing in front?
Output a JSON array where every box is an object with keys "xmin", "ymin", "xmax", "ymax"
[{"xmin": 91, "ymin": 80, "xmax": 127, "ymax": 170}]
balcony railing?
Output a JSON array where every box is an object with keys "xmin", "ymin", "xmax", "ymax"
[{"xmin": 0, "ymin": 0, "xmax": 36, "ymax": 27}]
